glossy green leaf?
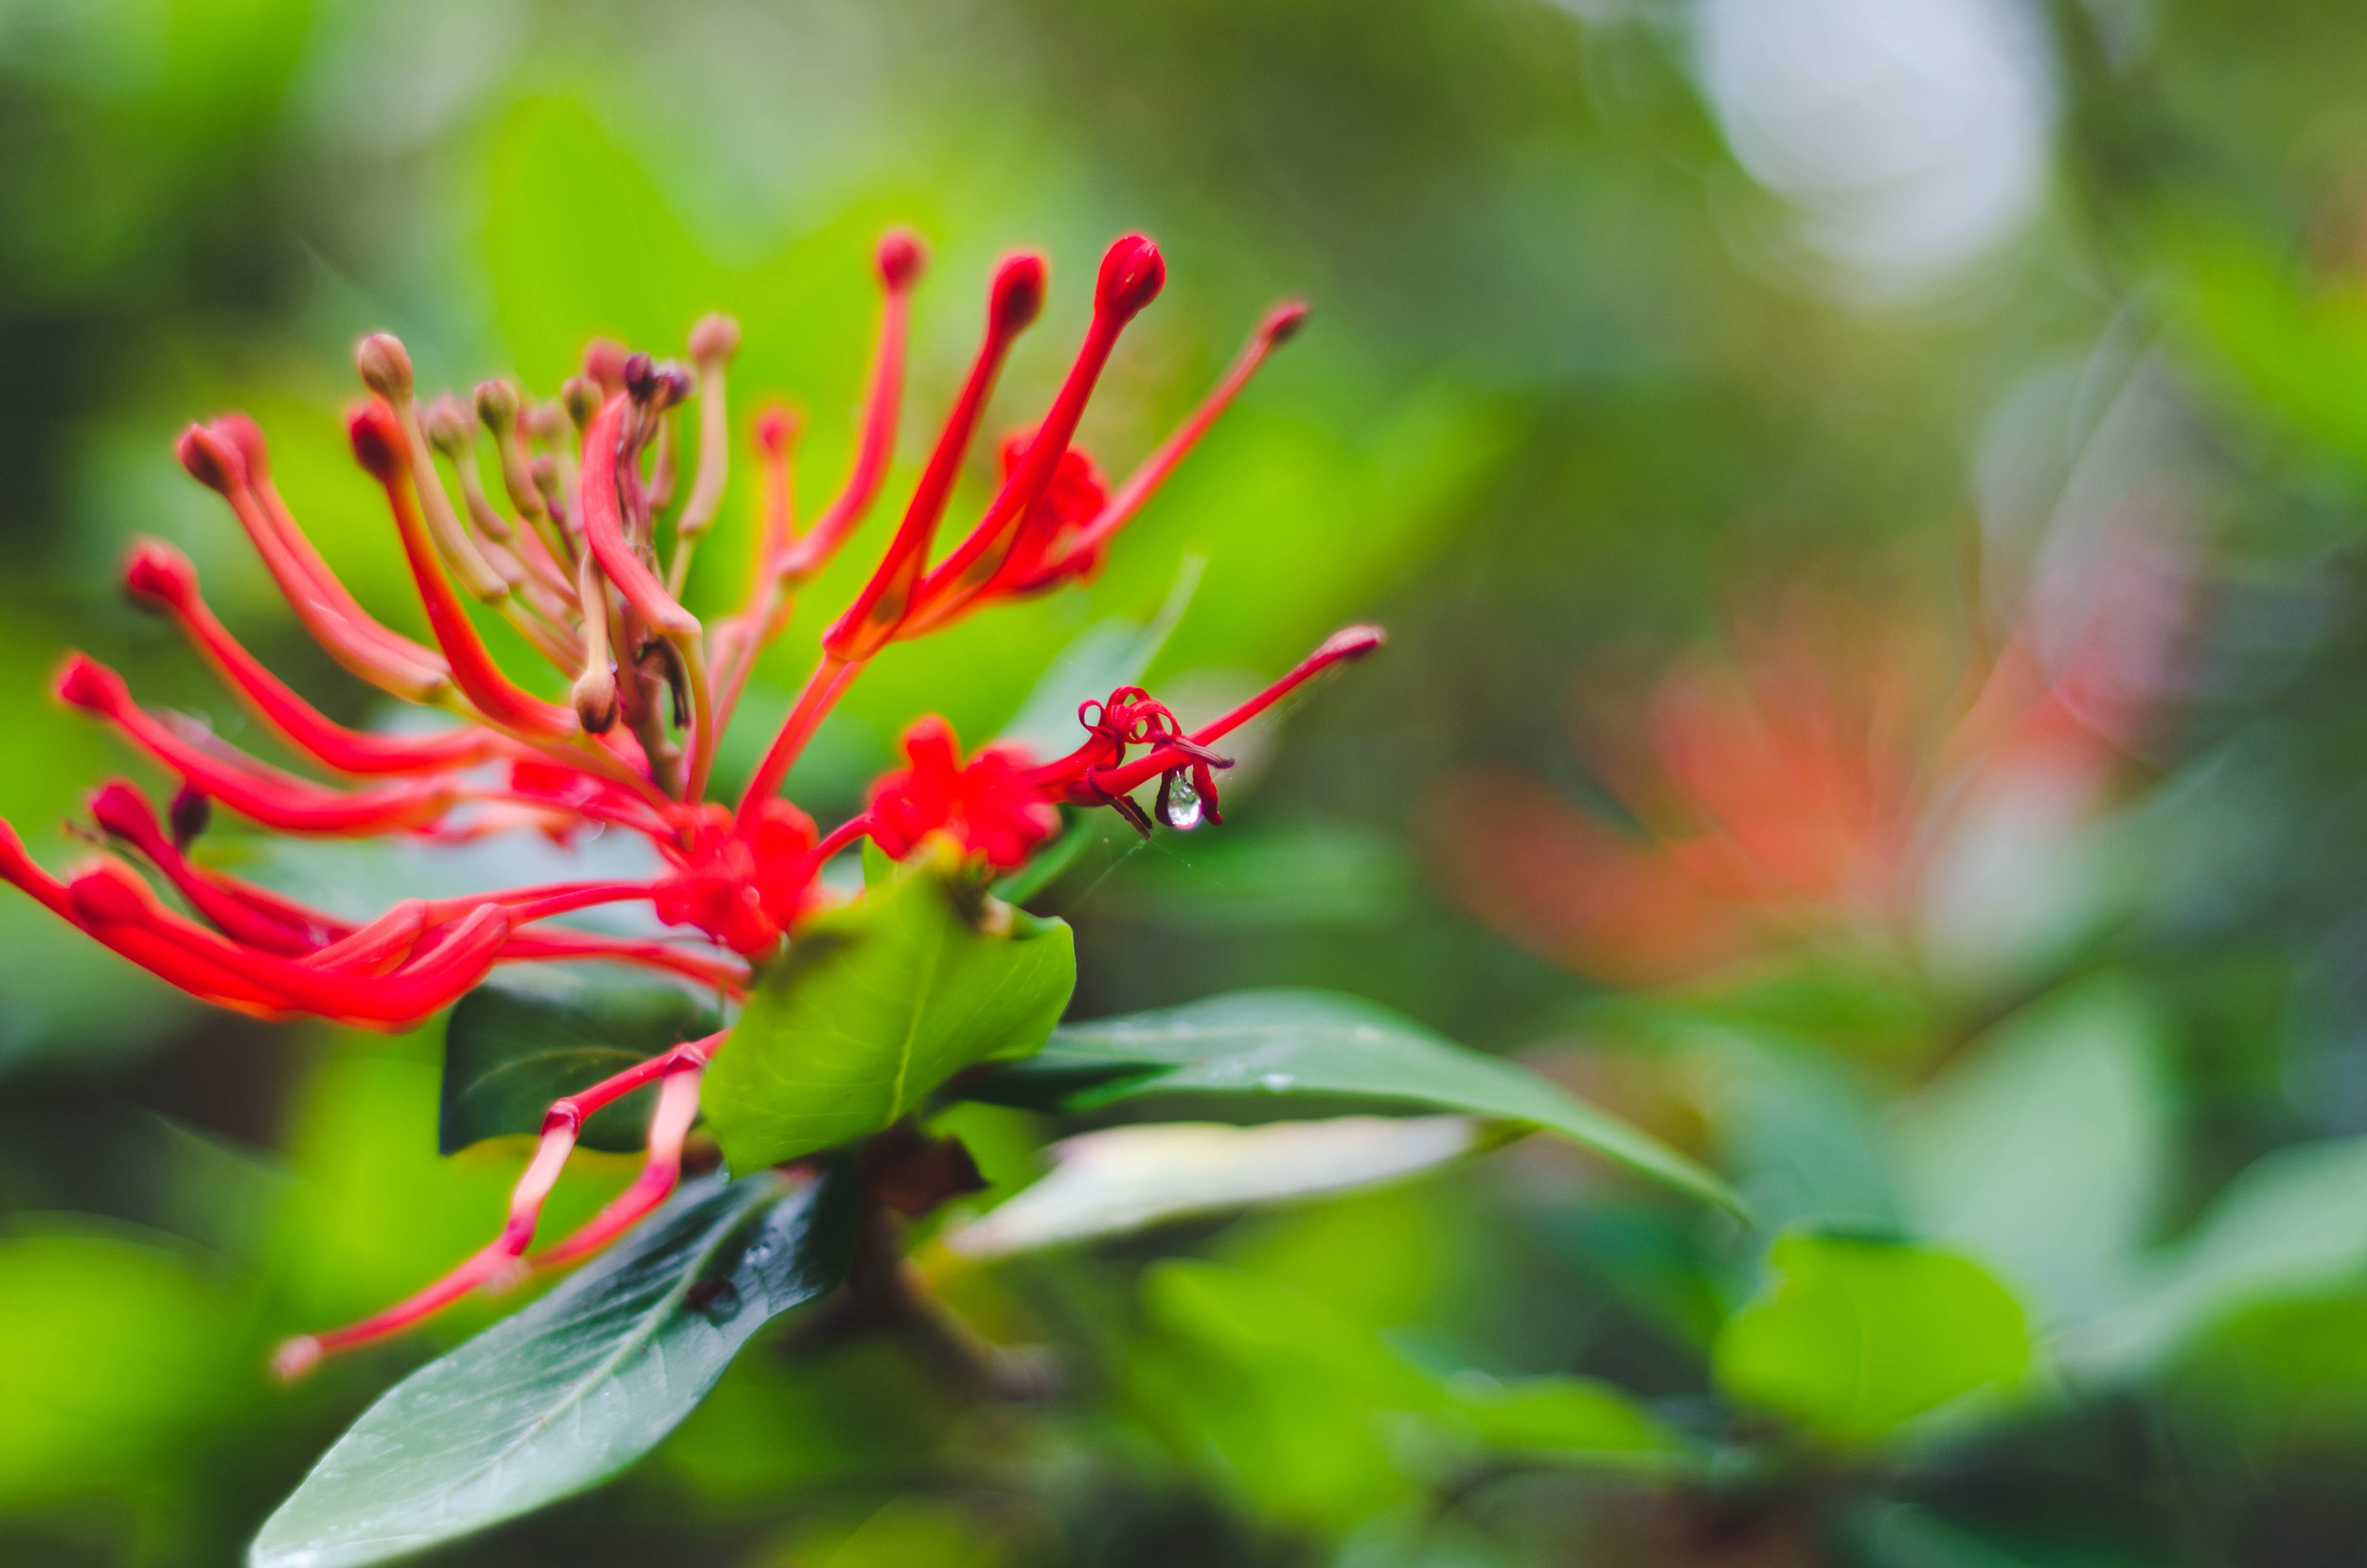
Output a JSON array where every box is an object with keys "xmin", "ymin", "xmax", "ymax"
[
  {"xmin": 700, "ymin": 853, "xmax": 1076, "ymax": 1171},
  {"xmin": 439, "ymin": 967, "xmax": 723, "ymax": 1154},
  {"xmin": 249, "ymin": 1168, "xmax": 856, "ymax": 1568},
  {"xmin": 1714, "ymin": 1231, "xmax": 2029, "ymax": 1445},
  {"xmin": 956, "ymin": 989, "xmax": 1739, "ymax": 1214}
]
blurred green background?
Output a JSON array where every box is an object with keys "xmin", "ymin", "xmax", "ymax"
[{"xmin": 15, "ymin": 0, "xmax": 2367, "ymax": 1562}]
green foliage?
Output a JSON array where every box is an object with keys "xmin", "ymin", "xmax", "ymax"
[
  {"xmin": 1442, "ymin": 1374, "xmax": 1682, "ymax": 1465},
  {"xmin": 1137, "ymin": 1259, "xmax": 1682, "ymax": 1527},
  {"xmin": 961, "ymin": 988, "xmax": 1739, "ymax": 1212},
  {"xmin": 438, "ymin": 967, "xmax": 722, "ymax": 1154},
  {"xmin": 251, "ymin": 1169, "xmax": 856, "ymax": 1568},
  {"xmin": 1714, "ymin": 1232, "xmax": 2030, "ymax": 1445},
  {"xmin": 701, "ymin": 851, "xmax": 1076, "ymax": 1170},
  {"xmin": 0, "ymin": 1234, "xmax": 249, "ymax": 1507},
  {"xmin": 1891, "ymin": 977, "xmax": 2173, "ymax": 1320}
]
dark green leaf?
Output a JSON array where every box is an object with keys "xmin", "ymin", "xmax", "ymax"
[
  {"xmin": 439, "ymin": 967, "xmax": 721, "ymax": 1154},
  {"xmin": 700, "ymin": 850, "xmax": 1076, "ymax": 1171},
  {"xmin": 958, "ymin": 988, "xmax": 1739, "ymax": 1214},
  {"xmin": 248, "ymin": 1167, "xmax": 855, "ymax": 1568}
]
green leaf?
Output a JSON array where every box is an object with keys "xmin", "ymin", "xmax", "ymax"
[
  {"xmin": 249, "ymin": 1168, "xmax": 856, "ymax": 1568},
  {"xmin": 1713, "ymin": 1231, "xmax": 2029, "ymax": 1445},
  {"xmin": 944, "ymin": 1115, "xmax": 1486, "ymax": 1257},
  {"xmin": 957, "ymin": 989, "xmax": 1739, "ymax": 1215},
  {"xmin": 1444, "ymin": 1374, "xmax": 1684, "ymax": 1467},
  {"xmin": 700, "ymin": 852, "xmax": 1076, "ymax": 1171},
  {"xmin": 439, "ymin": 967, "xmax": 723, "ymax": 1154},
  {"xmin": 2070, "ymin": 1135, "xmax": 2367, "ymax": 1375},
  {"xmin": 1891, "ymin": 976, "xmax": 2173, "ymax": 1321}
]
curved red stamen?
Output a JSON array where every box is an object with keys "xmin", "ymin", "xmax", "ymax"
[
  {"xmin": 123, "ymin": 539, "xmax": 498, "ymax": 777},
  {"xmin": 824, "ymin": 251, "xmax": 1047, "ymax": 664},
  {"xmin": 59, "ymin": 655, "xmax": 462, "ymax": 836},
  {"xmin": 775, "ymin": 229, "xmax": 926, "ymax": 583},
  {"xmin": 349, "ymin": 401, "xmax": 581, "ymax": 742},
  {"xmin": 578, "ymin": 393, "xmax": 699, "ymax": 639},
  {"xmin": 902, "ymin": 234, "xmax": 1166, "ymax": 634},
  {"xmin": 1005, "ymin": 299, "xmax": 1308, "ymax": 597},
  {"xmin": 1088, "ymin": 625, "xmax": 1386, "ymax": 799}
]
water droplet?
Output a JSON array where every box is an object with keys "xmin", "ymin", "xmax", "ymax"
[
  {"xmin": 1157, "ymin": 774, "xmax": 1203, "ymax": 831},
  {"xmin": 1261, "ymin": 1072, "xmax": 1294, "ymax": 1091},
  {"xmin": 685, "ymin": 1277, "xmax": 743, "ymax": 1325}
]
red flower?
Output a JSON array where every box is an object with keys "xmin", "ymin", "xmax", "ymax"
[
  {"xmin": 0, "ymin": 228, "xmax": 1381, "ymax": 1376},
  {"xmin": 1426, "ymin": 548, "xmax": 2185, "ymax": 991},
  {"xmin": 866, "ymin": 718, "xmax": 1062, "ymax": 870}
]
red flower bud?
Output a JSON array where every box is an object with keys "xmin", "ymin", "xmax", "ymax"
[
  {"xmin": 347, "ymin": 399, "xmax": 408, "ymax": 483},
  {"xmin": 122, "ymin": 539, "xmax": 199, "ymax": 612},
  {"xmin": 877, "ymin": 227, "xmax": 927, "ymax": 290},
  {"xmin": 54, "ymin": 652, "xmax": 127, "ymax": 714},
  {"xmin": 175, "ymin": 424, "xmax": 241, "ymax": 494},
  {"xmin": 1095, "ymin": 234, "xmax": 1166, "ymax": 322},
  {"xmin": 990, "ymin": 253, "xmax": 1048, "ymax": 335}
]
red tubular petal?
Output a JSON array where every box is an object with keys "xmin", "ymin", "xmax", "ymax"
[
  {"xmin": 277, "ymin": 1033, "xmax": 725, "ymax": 1374},
  {"xmin": 1089, "ymin": 625, "xmax": 1386, "ymax": 798},
  {"xmin": 774, "ymin": 230, "xmax": 925, "ymax": 582},
  {"xmin": 0, "ymin": 835, "xmax": 290, "ymax": 1015},
  {"xmin": 349, "ymin": 401, "xmax": 581, "ymax": 741},
  {"xmin": 123, "ymin": 539, "xmax": 498, "ymax": 776},
  {"xmin": 178, "ymin": 421, "xmax": 452, "ymax": 702},
  {"xmin": 533, "ymin": 1065, "xmax": 704, "ymax": 1267},
  {"xmin": 735, "ymin": 653, "xmax": 859, "ymax": 824},
  {"xmin": 823, "ymin": 251, "xmax": 1048, "ymax": 664},
  {"xmin": 300, "ymin": 900, "xmax": 430, "ymax": 972},
  {"xmin": 903, "ymin": 235, "xmax": 1166, "ymax": 633},
  {"xmin": 59, "ymin": 654, "xmax": 460, "ymax": 835},
  {"xmin": 578, "ymin": 393, "xmax": 699, "ymax": 638},
  {"xmin": 68, "ymin": 864, "xmax": 509, "ymax": 1026},
  {"xmin": 87, "ymin": 781, "xmax": 336, "ymax": 953},
  {"xmin": 499, "ymin": 932, "xmax": 749, "ymax": 993},
  {"xmin": 1012, "ymin": 299, "xmax": 1308, "ymax": 594}
]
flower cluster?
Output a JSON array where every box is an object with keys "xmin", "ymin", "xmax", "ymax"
[
  {"xmin": 0, "ymin": 229, "xmax": 1380, "ymax": 1374},
  {"xmin": 1426, "ymin": 549, "xmax": 2182, "ymax": 989}
]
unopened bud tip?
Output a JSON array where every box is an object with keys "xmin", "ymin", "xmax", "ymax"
[
  {"xmin": 1095, "ymin": 234, "xmax": 1166, "ymax": 321},
  {"xmin": 354, "ymin": 333, "xmax": 415, "ymax": 400},
  {"xmin": 990, "ymin": 253, "xmax": 1049, "ymax": 335},
  {"xmin": 122, "ymin": 539, "xmax": 197, "ymax": 610},
  {"xmin": 174, "ymin": 425, "xmax": 240, "ymax": 494},
  {"xmin": 878, "ymin": 227, "xmax": 927, "ymax": 290},
  {"xmin": 688, "ymin": 313, "xmax": 740, "ymax": 366},
  {"xmin": 1261, "ymin": 300, "xmax": 1311, "ymax": 346},
  {"xmin": 272, "ymin": 1336, "xmax": 322, "ymax": 1382},
  {"xmin": 473, "ymin": 380, "xmax": 520, "ymax": 431},
  {"xmin": 347, "ymin": 400, "xmax": 409, "ymax": 482}
]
